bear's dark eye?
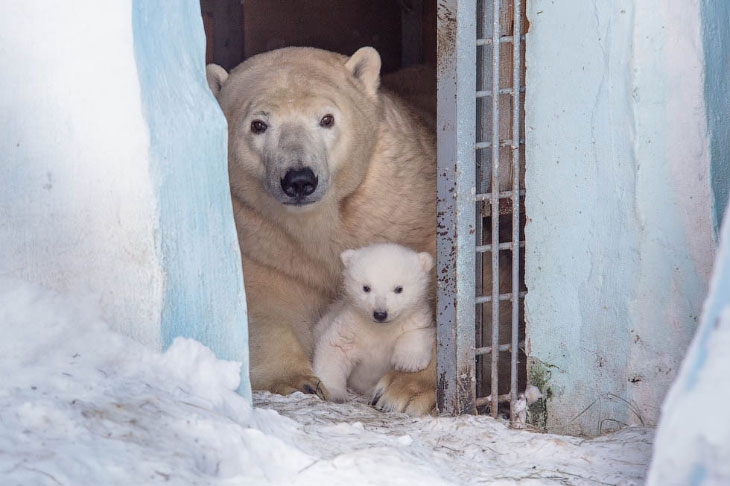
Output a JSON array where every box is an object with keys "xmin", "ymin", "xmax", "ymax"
[
  {"xmin": 394, "ymin": 286, "xmax": 403, "ymax": 294},
  {"xmin": 250, "ymin": 120, "xmax": 268, "ymax": 134},
  {"xmin": 363, "ymin": 285, "xmax": 371, "ymax": 293},
  {"xmin": 319, "ymin": 114, "xmax": 335, "ymax": 128}
]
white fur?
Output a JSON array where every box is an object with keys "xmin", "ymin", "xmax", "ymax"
[{"xmin": 313, "ymin": 243, "xmax": 434, "ymax": 402}]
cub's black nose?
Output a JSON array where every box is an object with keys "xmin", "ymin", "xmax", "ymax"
[
  {"xmin": 373, "ymin": 311, "xmax": 388, "ymax": 322},
  {"xmin": 281, "ymin": 168, "xmax": 318, "ymax": 199}
]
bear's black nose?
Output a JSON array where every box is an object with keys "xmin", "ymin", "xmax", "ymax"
[
  {"xmin": 281, "ymin": 168, "xmax": 318, "ymax": 199},
  {"xmin": 373, "ymin": 311, "xmax": 388, "ymax": 322}
]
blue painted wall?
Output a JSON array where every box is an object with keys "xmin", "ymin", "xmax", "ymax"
[
  {"xmin": 702, "ymin": 0, "xmax": 730, "ymax": 235},
  {"xmin": 132, "ymin": 0, "xmax": 250, "ymax": 398}
]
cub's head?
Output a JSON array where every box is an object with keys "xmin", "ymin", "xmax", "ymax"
[
  {"xmin": 340, "ymin": 243, "xmax": 433, "ymax": 324},
  {"xmin": 206, "ymin": 47, "xmax": 382, "ymax": 210}
]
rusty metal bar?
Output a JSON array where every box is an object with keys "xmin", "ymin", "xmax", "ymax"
[
  {"xmin": 475, "ymin": 393, "xmax": 512, "ymax": 407},
  {"xmin": 475, "ymin": 240, "xmax": 525, "ymax": 253},
  {"xmin": 475, "ymin": 189, "xmax": 525, "ymax": 202},
  {"xmin": 489, "ymin": 0, "xmax": 502, "ymax": 419},
  {"xmin": 475, "ymin": 200, "xmax": 485, "ymax": 400},
  {"xmin": 436, "ymin": 0, "xmax": 477, "ymax": 416},
  {"xmin": 475, "ymin": 340, "xmax": 525, "ymax": 356},
  {"xmin": 475, "ymin": 290, "xmax": 527, "ymax": 305},
  {"xmin": 476, "ymin": 34, "xmax": 525, "ymax": 46},
  {"xmin": 475, "ymin": 138, "xmax": 524, "ymax": 150},
  {"xmin": 476, "ymin": 87, "xmax": 524, "ymax": 98},
  {"xmin": 509, "ymin": 0, "xmax": 523, "ymax": 425}
]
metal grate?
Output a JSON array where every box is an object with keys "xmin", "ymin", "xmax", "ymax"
[{"xmin": 437, "ymin": 0, "xmax": 527, "ymax": 423}]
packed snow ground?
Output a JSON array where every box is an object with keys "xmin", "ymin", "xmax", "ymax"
[{"xmin": 0, "ymin": 278, "xmax": 653, "ymax": 485}]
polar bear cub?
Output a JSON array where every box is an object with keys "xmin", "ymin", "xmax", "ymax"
[{"xmin": 313, "ymin": 243, "xmax": 435, "ymax": 402}]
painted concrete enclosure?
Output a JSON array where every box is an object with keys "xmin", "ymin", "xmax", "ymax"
[
  {"xmin": 525, "ymin": 1, "xmax": 721, "ymax": 435},
  {"xmin": 703, "ymin": 0, "xmax": 730, "ymax": 234},
  {"xmin": 0, "ymin": 1, "xmax": 250, "ymax": 398}
]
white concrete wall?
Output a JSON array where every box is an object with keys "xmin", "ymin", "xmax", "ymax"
[
  {"xmin": 0, "ymin": 2, "xmax": 163, "ymax": 345},
  {"xmin": 525, "ymin": 0, "xmax": 715, "ymax": 435},
  {"xmin": 0, "ymin": 1, "xmax": 250, "ymax": 398},
  {"xmin": 647, "ymin": 2, "xmax": 730, "ymax": 482}
]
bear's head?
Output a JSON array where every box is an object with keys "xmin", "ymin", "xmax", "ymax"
[
  {"xmin": 207, "ymin": 47, "xmax": 383, "ymax": 211},
  {"xmin": 340, "ymin": 243, "xmax": 433, "ymax": 324}
]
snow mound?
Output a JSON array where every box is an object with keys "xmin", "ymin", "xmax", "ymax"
[
  {"xmin": 0, "ymin": 277, "xmax": 654, "ymax": 485},
  {"xmin": 0, "ymin": 278, "xmax": 309, "ymax": 485}
]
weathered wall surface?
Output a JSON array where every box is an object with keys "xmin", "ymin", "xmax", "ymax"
[
  {"xmin": 0, "ymin": 1, "xmax": 250, "ymax": 398},
  {"xmin": 702, "ymin": 0, "xmax": 730, "ymax": 235},
  {"xmin": 525, "ymin": 0, "xmax": 718, "ymax": 435},
  {"xmin": 647, "ymin": 3, "xmax": 730, "ymax": 482}
]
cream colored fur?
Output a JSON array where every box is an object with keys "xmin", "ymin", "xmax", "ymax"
[
  {"xmin": 207, "ymin": 46, "xmax": 437, "ymax": 415},
  {"xmin": 313, "ymin": 243, "xmax": 435, "ymax": 402}
]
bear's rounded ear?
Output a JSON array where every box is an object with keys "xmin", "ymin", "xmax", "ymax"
[
  {"xmin": 340, "ymin": 249, "xmax": 357, "ymax": 267},
  {"xmin": 418, "ymin": 252, "xmax": 434, "ymax": 273},
  {"xmin": 345, "ymin": 47, "xmax": 381, "ymax": 99},
  {"xmin": 206, "ymin": 64, "xmax": 229, "ymax": 99}
]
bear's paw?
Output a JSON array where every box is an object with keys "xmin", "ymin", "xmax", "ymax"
[
  {"xmin": 370, "ymin": 370, "xmax": 436, "ymax": 416},
  {"xmin": 270, "ymin": 373, "xmax": 330, "ymax": 401}
]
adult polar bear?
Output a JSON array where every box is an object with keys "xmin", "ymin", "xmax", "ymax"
[{"xmin": 206, "ymin": 46, "xmax": 437, "ymax": 415}]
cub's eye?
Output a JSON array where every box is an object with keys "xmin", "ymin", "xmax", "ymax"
[
  {"xmin": 250, "ymin": 120, "xmax": 268, "ymax": 134},
  {"xmin": 319, "ymin": 114, "xmax": 335, "ymax": 128},
  {"xmin": 394, "ymin": 286, "xmax": 403, "ymax": 294},
  {"xmin": 363, "ymin": 285, "xmax": 371, "ymax": 293}
]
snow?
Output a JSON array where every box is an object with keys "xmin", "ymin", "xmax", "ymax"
[{"xmin": 0, "ymin": 277, "xmax": 653, "ymax": 485}]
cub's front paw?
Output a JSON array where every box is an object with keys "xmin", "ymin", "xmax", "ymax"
[
  {"xmin": 391, "ymin": 347, "xmax": 432, "ymax": 373},
  {"xmin": 270, "ymin": 374, "xmax": 329, "ymax": 401},
  {"xmin": 391, "ymin": 327, "xmax": 435, "ymax": 372},
  {"xmin": 371, "ymin": 369, "xmax": 436, "ymax": 416},
  {"xmin": 391, "ymin": 347, "xmax": 431, "ymax": 372},
  {"xmin": 325, "ymin": 386, "xmax": 349, "ymax": 403}
]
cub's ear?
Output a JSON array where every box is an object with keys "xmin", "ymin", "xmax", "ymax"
[
  {"xmin": 340, "ymin": 249, "xmax": 357, "ymax": 267},
  {"xmin": 206, "ymin": 64, "xmax": 228, "ymax": 98},
  {"xmin": 345, "ymin": 47, "xmax": 381, "ymax": 99},
  {"xmin": 418, "ymin": 252, "xmax": 434, "ymax": 273}
]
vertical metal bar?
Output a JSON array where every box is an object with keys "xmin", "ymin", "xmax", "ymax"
[
  {"xmin": 509, "ymin": 0, "xmax": 523, "ymax": 424},
  {"xmin": 475, "ymin": 202, "xmax": 484, "ymax": 399},
  {"xmin": 489, "ymin": 0, "xmax": 502, "ymax": 418},
  {"xmin": 475, "ymin": 0, "xmax": 488, "ymax": 402},
  {"xmin": 436, "ymin": 0, "xmax": 477, "ymax": 416}
]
